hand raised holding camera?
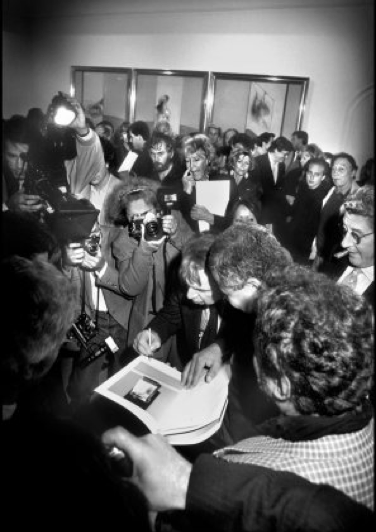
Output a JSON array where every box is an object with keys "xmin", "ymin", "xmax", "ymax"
[
  {"xmin": 53, "ymin": 92, "xmax": 88, "ymax": 135},
  {"xmin": 63, "ymin": 243, "xmax": 85, "ymax": 267},
  {"xmin": 162, "ymin": 214, "xmax": 177, "ymax": 237},
  {"xmin": 7, "ymin": 190, "xmax": 44, "ymax": 214},
  {"xmin": 139, "ymin": 214, "xmax": 166, "ymax": 253},
  {"xmin": 81, "ymin": 247, "xmax": 105, "ymax": 272}
]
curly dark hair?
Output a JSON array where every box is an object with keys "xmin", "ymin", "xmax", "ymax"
[
  {"xmin": 148, "ymin": 131, "xmax": 175, "ymax": 153},
  {"xmin": 208, "ymin": 222, "xmax": 292, "ymax": 290},
  {"xmin": 343, "ymin": 185, "xmax": 374, "ymax": 222},
  {"xmin": 103, "ymin": 177, "xmax": 160, "ymax": 226},
  {"xmin": 255, "ymin": 265, "xmax": 374, "ymax": 416}
]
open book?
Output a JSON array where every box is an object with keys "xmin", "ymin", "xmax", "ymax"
[{"xmin": 95, "ymin": 356, "xmax": 229, "ymax": 445}]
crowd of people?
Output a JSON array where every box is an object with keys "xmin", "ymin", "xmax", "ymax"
[{"xmin": 2, "ymin": 93, "xmax": 374, "ymax": 531}]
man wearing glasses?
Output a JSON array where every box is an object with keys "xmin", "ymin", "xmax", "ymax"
[{"xmin": 337, "ymin": 185, "xmax": 374, "ymax": 306}]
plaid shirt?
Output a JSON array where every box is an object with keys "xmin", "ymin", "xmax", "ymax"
[{"xmin": 215, "ymin": 418, "xmax": 374, "ymax": 510}]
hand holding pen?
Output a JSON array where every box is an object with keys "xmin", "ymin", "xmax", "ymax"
[{"xmin": 133, "ymin": 328, "xmax": 162, "ymax": 357}]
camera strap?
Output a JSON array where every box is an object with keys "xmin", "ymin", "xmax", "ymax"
[
  {"xmin": 151, "ymin": 240, "xmax": 169, "ymax": 316},
  {"xmin": 151, "ymin": 258, "xmax": 157, "ymax": 315},
  {"xmin": 81, "ymin": 270, "xmax": 86, "ymax": 314},
  {"xmin": 81, "ymin": 271, "xmax": 100, "ymax": 329}
]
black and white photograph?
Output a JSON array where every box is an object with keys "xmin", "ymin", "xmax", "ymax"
[{"xmin": 2, "ymin": 1, "xmax": 374, "ymax": 531}]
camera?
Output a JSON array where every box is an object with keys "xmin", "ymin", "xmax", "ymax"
[
  {"xmin": 67, "ymin": 312, "xmax": 119, "ymax": 368},
  {"xmin": 84, "ymin": 233, "xmax": 101, "ymax": 255},
  {"xmin": 68, "ymin": 312, "xmax": 97, "ymax": 347},
  {"xmin": 157, "ymin": 186, "xmax": 180, "ymax": 215},
  {"xmin": 23, "ymin": 157, "xmax": 66, "ymax": 213},
  {"xmin": 128, "ymin": 212, "xmax": 164, "ymax": 241},
  {"xmin": 22, "ymin": 155, "xmax": 99, "ymax": 243}
]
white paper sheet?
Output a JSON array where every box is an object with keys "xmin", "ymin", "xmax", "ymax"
[
  {"xmin": 118, "ymin": 151, "xmax": 138, "ymax": 172},
  {"xmin": 195, "ymin": 180, "xmax": 230, "ymax": 232}
]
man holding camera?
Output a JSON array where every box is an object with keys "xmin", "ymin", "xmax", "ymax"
[
  {"xmin": 2, "ymin": 115, "xmax": 44, "ymax": 213},
  {"xmin": 3, "ymin": 94, "xmax": 105, "ymax": 213}
]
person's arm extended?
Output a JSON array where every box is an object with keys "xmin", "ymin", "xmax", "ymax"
[
  {"xmin": 146, "ymin": 288, "xmax": 185, "ymax": 344},
  {"xmin": 187, "ymin": 454, "xmax": 370, "ymax": 532},
  {"xmin": 101, "ymin": 428, "xmax": 371, "ymax": 532},
  {"xmin": 133, "ymin": 289, "xmax": 184, "ymax": 357},
  {"xmin": 181, "ymin": 340, "xmax": 226, "ymax": 388},
  {"xmin": 60, "ymin": 93, "xmax": 106, "ymax": 196}
]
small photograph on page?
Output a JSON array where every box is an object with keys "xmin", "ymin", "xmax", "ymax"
[{"xmin": 125, "ymin": 377, "xmax": 161, "ymax": 410}]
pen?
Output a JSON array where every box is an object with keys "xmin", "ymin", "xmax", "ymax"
[{"xmin": 148, "ymin": 328, "xmax": 152, "ymax": 355}]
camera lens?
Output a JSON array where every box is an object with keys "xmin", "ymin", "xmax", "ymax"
[{"xmin": 145, "ymin": 220, "xmax": 160, "ymax": 238}]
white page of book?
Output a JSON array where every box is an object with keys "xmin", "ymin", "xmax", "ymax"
[
  {"xmin": 166, "ymin": 399, "xmax": 228, "ymax": 446},
  {"xmin": 157, "ymin": 369, "xmax": 229, "ymax": 432},
  {"xmin": 95, "ymin": 356, "xmax": 229, "ymax": 438}
]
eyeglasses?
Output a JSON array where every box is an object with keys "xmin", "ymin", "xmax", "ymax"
[
  {"xmin": 342, "ymin": 225, "xmax": 374, "ymax": 245},
  {"xmin": 332, "ymin": 165, "xmax": 351, "ymax": 175}
]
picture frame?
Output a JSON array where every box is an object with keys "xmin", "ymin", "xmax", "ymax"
[{"xmin": 246, "ymin": 82, "xmax": 275, "ymax": 137}]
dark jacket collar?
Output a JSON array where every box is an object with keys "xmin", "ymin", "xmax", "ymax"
[{"xmin": 257, "ymin": 401, "xmax": 373, "ymax": 441}]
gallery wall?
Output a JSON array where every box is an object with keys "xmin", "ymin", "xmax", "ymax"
[{"xmin": 3, "ymin": 1, "xmax": 374, "ymax": 168}]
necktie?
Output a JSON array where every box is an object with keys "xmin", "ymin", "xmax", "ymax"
[
  {"xmin": 341, "ymin": 269, "xmax": 359, "ymax": 290},
  {"xmin": 199, "ymin": 306, "xmax": 218, "ymax": 350}
]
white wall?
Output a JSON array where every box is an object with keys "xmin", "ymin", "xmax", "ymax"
[
  {"xmin": 3, "ymin": 2, "xmax": 374, "ymax": 167},
  {"xmin": 2, "ymin": 30, "xmax": 35, "ymax": 115}
]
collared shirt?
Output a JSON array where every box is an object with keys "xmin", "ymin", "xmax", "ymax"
[
  {"xmin": 214, "ymin": 418, "xmax": 374, "ymax": 510},
  {"xmin": 89, "ymin": 272, "xmax": 108, "ymax": 312},
  {"xmin": 198, "ymin": 307, "xmax": 222, "ymax": 349},
  {"xmin": 268, "ymin": 152, "xmax": 279, "ymax": 184},
  {"xmin": 337, "ymin": 265, "xmax": 374, "ymax": 296}
]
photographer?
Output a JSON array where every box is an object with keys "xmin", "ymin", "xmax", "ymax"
[
  {"xmin": 97, "ymin": 182, "xmax": 192, "ymax": 363},
  {"xmin": 62, "ymin": 139, "xmax": 129, "ymax": 409},
  {"xmin": 3, "ymin": 94, "xmax": 107, "ymax": 215},
  {"xmin": 2, "ymin": 115, "xmax": 44, "ymax": 213}
]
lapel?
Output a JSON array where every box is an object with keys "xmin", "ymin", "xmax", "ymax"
[
  {"xmin": 262, "ymin": 154, "xmax": 275, "ymax": 189},
  {"xmin": 275, "ymin": 162, "xmax": 285, "ymax": 187}
]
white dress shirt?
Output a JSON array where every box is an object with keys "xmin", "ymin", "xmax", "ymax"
[{"xmin": 337, "ymin": 265, "xmax": 374, "ymax": 296}]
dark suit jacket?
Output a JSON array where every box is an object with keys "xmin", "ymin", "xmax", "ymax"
[
  {"xmin": 179, "ymin": 182, "xmax": 229, "ymax": 235},
  {"xmin": 131, "ymin": 148, "xmax": 154, "ymax": 178},
  {"xmin": 147, "ymin": 286, "xmax": 225, "ymax": 368},
  {"xmin": 253, "ymin": 153, "xmax": 289, "ymax": 228},
  {"xmin": 182, "ymin": 454, "xmax": 373, "ymax": 532}
]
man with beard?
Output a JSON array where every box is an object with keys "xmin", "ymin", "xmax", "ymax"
[{"xmin": 148, "ymin": 131, "xmax": 184, "ymax": 191}]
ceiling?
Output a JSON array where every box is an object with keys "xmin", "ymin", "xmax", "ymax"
[{"xmin": 3, "ymin": 0, "xmax": 373, "ymax": 19}]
